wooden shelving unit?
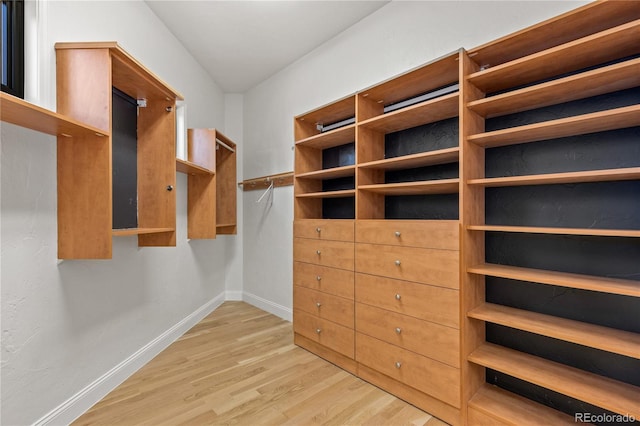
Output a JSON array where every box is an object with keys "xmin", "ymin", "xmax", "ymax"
[{"xmin": 215, "ymin": 131, "xmax": 237, "ymax": 235}]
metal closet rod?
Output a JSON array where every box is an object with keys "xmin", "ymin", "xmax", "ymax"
[{"xmin": 216, "ymin": 138, "xmax": 235, "ymax": 153}]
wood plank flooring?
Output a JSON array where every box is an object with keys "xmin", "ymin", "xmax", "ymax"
[{"xmin": 74, "ymin": 302, "xmax": 448, "ymax": 425}]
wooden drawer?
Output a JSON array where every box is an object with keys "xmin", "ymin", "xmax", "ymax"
[
  {"xmin": 294, "ymin": 286, "xmax": 354, "ymax": 328},
  {"xmin": 294, "ymin": 262, "xmax": 354, "ymax": 300},
  {"xmin": 294, "ymin": 310, "xmax": 354, "ymax": 358},
  {"xmin": 355, "ymin": 273, "xmax": 459, "ymax": 329},
  {"xmin": 356, "ymin": 303, "xmax": 459, "ymax": 368},
  {"xmin": 356, "ymin": 243, "xmax": 459, "ymax": 289},
  {"xmin": 294, "ymin": 219, "xmax": 354, "ymax": 242},
  {"xmin": 356, "ymin": 333, "xmax": 460, "ymax": 408},
  {"xmin": 356, "ymin": 220, "xmax": 459, "ymax": 250},
  {"xmin": 294, "ymin": 238, "xmax": 354, "ymax": 270}
]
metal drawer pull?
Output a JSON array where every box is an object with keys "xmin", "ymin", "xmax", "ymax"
[
  {"xmin": 395, "ymin": 260, "xmax": 401, "ymax": 266},
  {"xmin": 316, "ymin": 328, "xmax": 322, "ymax": 334},
  {"xmin": 395, "ymin": 293, "xmax": 401, "ymax": 301},
  {"xmin": 316, "ymin": 250, "xmax": 321, "ymax": 255},
  {"xmin": 395, "ymin": 231, "xmax": 401, "ymax": 237},
  {"xmin": 395, "ymin": 327, "xmax": 402, "ymax": 334},
  {"xmin": 316, "ymin": 302, "xmax": 322, "ymax": 308},
  {"xmin": 316, "ymin": 227, "xmax": 321, "ymax": 233},
  {"xmin": 316, "ymin": 275, "xmax": 322, "ymax": 281},
  {"xmin": 395, "ymin": 361, "xmax": 402, "ymax": 369}
]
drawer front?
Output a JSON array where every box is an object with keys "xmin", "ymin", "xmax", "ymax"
[
  {"xmin": 294, "ymin": 219, "xmax": 354, "ymax": 241},
  {"xmin": 356, "ymin": 333, "xmax": 460, "ymax": 408},
  {"xmin": 355, "ymin": 273, "xmax": 459, "ymax": 329},
  {"xmin": 356, "ymin": 303, "xmax": 459, "ymax": 368},
  {"xmin": 356, "ymin": 220, "xmax": 459, "ymax": 250},
  {"xmin": 294, "ymin": 286, "xmax": 354, "ymax": 328},
  {"xmin": 294, "ymin": 310, "xmax": 354, "ymax": 358},
  {"xmin": 294, "ymin": 238, "xmax": 354, "ymax": 270},
  {"xmin": 294, "ymin": 262, "xmax": 354, "ymax": 300},
  {"xmin": 356, "ymin": 243, "xmax": 459, "ymax": 289}
]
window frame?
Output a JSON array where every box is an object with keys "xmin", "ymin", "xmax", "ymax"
[{"xmin": 1, "ymin": 0, "xmax": 24, "ymax": 98}]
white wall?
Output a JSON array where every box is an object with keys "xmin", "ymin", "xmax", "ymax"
[
  {"xmin": 241, "ymin": 1, "xmax": 587, "ymax": 318},
  {"xmin": 1, "ymin": 2, "xmax": 229, "ymax": 425}
]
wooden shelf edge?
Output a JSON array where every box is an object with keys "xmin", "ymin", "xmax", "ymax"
[
  {"xmin": 112, "ymin": 227, "xmax": 174, "ymax": 237},
  {"xmin": 467, "ymin": 167, "xmax": 640, "ymax": 187},
  {"xmin": 295, "ymin": 123, "xmax": 356, "ymax": 149},
  {"xmin": 296, "ymin": 165, "xmax": 356, "ymax": 180},
  {"xmin": 1, "ymin": 92, "xmax": 110, "ymax": 138},
  {"xmin": 359, "ymin": 179, "xmax": 460, "ymax": 195},
  {"xmin": 295, "ymin": 189, "xmax": 356, "ymax": 199},
  {"xmin": 216, "ymin": 223, "xmax": 236, "ymax": 228},
  {"xmin": 469, "ymin": 384, "xmax": 576, "ymax": 426},
  {"xmin": 467, "ymin": 225, "xmax": 640, "ymax": 238},
  {"xmin": 468, "ymin": 343, "xmax": 640, "ymax": 418},
  {"xmin": 359, "ymin": 147, "xmax": 460, "ymax": 171},
  {"xmin": 467, "ymin": 263, "xmax": 640, "ymax": 298},
  {"xmin": 176, "ymin": 158, "xmax": 215, "ymax": 175},
  {"xmin": 468, "ymin": 303, "xmax": 640, "ymax": 359}
]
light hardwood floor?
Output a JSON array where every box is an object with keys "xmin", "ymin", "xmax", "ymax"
[{"xmin": 74, "ymin": 302, "xmax": 448, "ymax": 425}]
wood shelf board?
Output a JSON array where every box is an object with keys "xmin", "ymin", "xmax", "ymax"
[
  {"xmin": 467, "ymin": 105, "xmax": 640, "ymax": 148},
  {"xmin": 468, "ymin": 225, "xmax": 640, "ymax": 238},
  {"xmin": 295, "ymin": 189, "xmax": 356, "ymax": 199},
  {"xmin": 295, "ymin": 94, "xmax": 355, "ymax": 128},
  {"xmin": 295, "ymin": 124, "xmax": 356, "ymax": 149},
  {"xmin": 176, "ymin": 158, "xmax": 214, "ymax": 175},
  {"xmin": 55, "ymin": 42, "xmax": 184, "ymax": 101},
  {"xmin": 1, "ymin": 92, "xmax": 109, "ymax": 138},
  {"xmin": 467, "ymin": 19, "xmax": 640, "ymax": 93},
  {"xmin": 359, "ymin": 179, "xmax": 459, "ymax": 195},
  {"xmin": 468, "ymin": 343, "xmax": 640, "ymax": 418},
  {"xmin": 358, "ymin": 93, "xmax": 459, "ymax": 133},
  {"xmin": 469, "ymin": 303, "xmax": 640, "ymax": 359},
  {"xmin": 469, "ymin": 384, "xmax": 576, "ymax": 426},
  {"xmin": 112, "ymin": 227, "xmax": 175, "ymax": 236},
  {"xmin": 468, "ymin": 58, "xmax": 640, "ymax": 118},
  {"xmin": 468, "ymin": 263, "xmax": 640, "ymax": 298},
  {"xmin": 359, "ymin": 51, "xmax": 460, "ymax": 107},
  {"xmin": 358, "ymin": 147, "xmax": 460, "ymax": 171},
  {"xmin": 296, "ymin": 165, "xmax": 355, "ymax": 180},
  {"xmin": 468, "ymin": 1, "xmax": 640, "ymax": 70},
  {"xmin": 467, "ymin": 167, "xmax": 640, "ymax": 187},
  {"xmin": 216, "ymin": 223, "xmax": 236, "ymax": 228}
]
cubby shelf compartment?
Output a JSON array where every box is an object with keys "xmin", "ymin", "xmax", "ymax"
[
  {"xmin": 467, "ymin": 225, "xmax": 640, "ymax": 238},
  {"xmin": 468, "ymin": 104, "xmax": 640, "ymax": 148},
  {"xmin": 468, "ymin": 384, "xmax": 575, "ymax": 426},
  {"xmin": 359, "ymin": 179, "xmax": 459, "ymax": 195},
  {"xmin": 467, "ymin": 167, "xmax": 640, "ymax": 187},
  {"xmin": 467, "ymin": 19, "xmax": 640, "ymax": 93},
  {"xmin": 467, "ymin": 263, "xmax": 640, "ymax": 298},
  {"xmin": 295, "ymin": 165, "xmax": 355, "ymax": 180},
  {"xmin": 176, "ymin": 159, "xmax": 214, "ymax": 175},
  {"xmin": 358, "ymin": 93, "xmax": 459, "ymax": 134},
  {"xmin": 295, "ymin": 124, "xmax": 356, "ymax": 149},
  {"xmin": 1, "ymin": 92, "xmax": 109, "ymax": 138},
  {"xmin": 358, "ymin": 147, "xmax": 459, "ymax": 171},
  {"xmin": 295, "ymin": 189, "xmax": 355, "ymax": 199},
  {"xmin": 469, "ymin": 303, "xmax": 640, "ymax": 359},
  {"xmin": 112, "ymin": 228, "xmax": 174, "ymax": 237},
  {"xmin": 468, "ymin": 343, "xmax": 640, "ymax": 418},
  {"xmin": 467, "ymin": 58, "xmax": 640, "ymax": 118}
]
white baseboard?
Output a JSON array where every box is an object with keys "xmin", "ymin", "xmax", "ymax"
[
  {"xmin": 225, "ymin": 290, "xmax": 243, "ymax": 301},
  {"xmin": 242, "ymin": 291, "xmax": 292, "ymax": 322},
  {"xmin": 33, "ymin": 292, "xmax": 226, "ymax": 426}
]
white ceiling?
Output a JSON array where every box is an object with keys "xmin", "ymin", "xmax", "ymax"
[{"xmin": 145, "ymin": 1, "xmax": 389, "ymax": 93}]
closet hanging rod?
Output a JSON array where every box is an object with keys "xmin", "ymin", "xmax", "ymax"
[{"xmin": 216, "ymin": 138, "xmax": 236, "ymax": 153}]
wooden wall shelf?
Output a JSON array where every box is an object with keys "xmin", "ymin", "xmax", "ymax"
[
  {"xmin": 112, "ymin": 228, "xmax": 174, "ymax": 237},
  {"xmin": 176, "ymin": 158, "xmax": 214, "ymax": 175}
]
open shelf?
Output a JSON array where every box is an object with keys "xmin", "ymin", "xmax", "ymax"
[
  {"xmin": 469, "ymin": 384, "xmax": 575, "ymax": 426},
  {"xmin": 467, "ymin": 104, "xmax": 640, "ymax": 148},
  {"xmin": 468, "ymin": 263, "xmax": 640, "ymax": 298},
  {"xmin": 295, "ymin": 189, "xmax": 356, "ymax": 199},
  {"xmin": 467, "ymin": 167, "xmax": 640, "ymax": 187},
  {"xmin": 112, "ymin": 227, "xmax": 174, "ymax": 237},
  {"xmin": 295, "ymin": 124, "xmax": 356, "ymax": 150},
  {"xmin": 175, "ymin": 158, "xmax": 214, "ymax": 175},
  {"xmin": 358, "ymin": 93, "xmax": 459, "ymax": 134},
  {"xmin": 359, "ymin": 179, "xmax": 459, "ymax": 195},
  {"xmin": 295, "ymin": 165, "xmax": 355, "ymax": 180},
  {"xmin": 358, "ymin": 147, "xmax": 459, "ymax": 171},
  {"xmin": 467, "ymin": 225, "xmax": 640, "ymax": 238},
  {"xmin": 467, "ymin": 20, "xmax": 640, "ymax": 93},
  {"xmin": 468, "ymin": 343, "xmax": 640, "ymax": 418},
  {"xmin": 467, "ymin": 58, "xmax": 640, "ymax": 118},
  {"xmin": 1, "ymin": 92, "xmax": 109, "ymax": 138},
  {"xmin": 469, "ymin": 303, "xmax": 640, "ymax": 358}
]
